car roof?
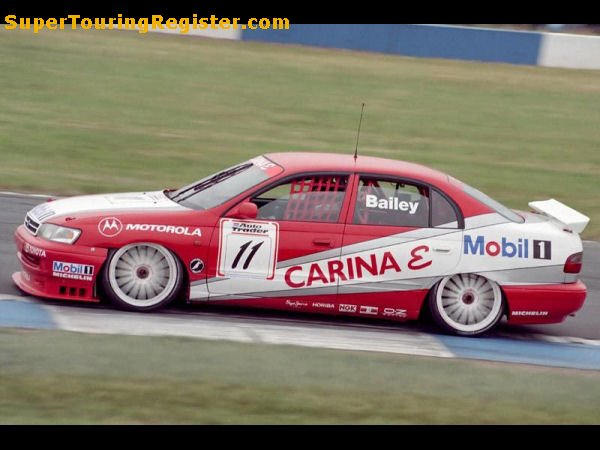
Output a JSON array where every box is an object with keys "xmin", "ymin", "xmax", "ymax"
[{"xmin": 265, "ymin": 152, "xmax": 452, "ymax": 187}]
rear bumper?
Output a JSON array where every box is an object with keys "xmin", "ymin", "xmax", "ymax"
[
  {"xmin": 504, "ymin": 280, "xmax": 586, "ymax": 324},
  {"xmin": 13, "ymin": 225, "xmax": 107, "ymax": 302}
]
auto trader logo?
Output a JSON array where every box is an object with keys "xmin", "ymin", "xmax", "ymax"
[{"xmin": 98, "ymin": 217, "xmax": 123, "ymax": 237}]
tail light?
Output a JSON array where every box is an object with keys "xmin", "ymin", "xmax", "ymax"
[{"xmin": 564, "ymin": 252, "xmax": 583, "ymax": 274}]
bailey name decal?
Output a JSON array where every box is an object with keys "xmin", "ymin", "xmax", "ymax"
[{"xmin": 366, "ymin": 195, "xmax": 419, "ymax": 214}]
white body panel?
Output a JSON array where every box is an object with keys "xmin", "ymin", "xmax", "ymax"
[
  {"xmin": 191, "ymin": 212, "xmax": 584, "ymax": 301},
  {"xmin": 28, "ymin": 191, "xmax": 185, "ymax": 223}
]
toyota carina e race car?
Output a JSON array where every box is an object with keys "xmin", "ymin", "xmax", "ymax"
[{"xmin": 13, "ymin": 153, "xmax": 590, "ymax": 336}]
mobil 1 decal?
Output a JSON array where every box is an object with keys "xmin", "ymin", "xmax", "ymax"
[
  {"xmin": 217, "ymin": 219, "xmax": 279, "ymax": 279},
  {"xmin": 532, "ymin": 240, "xmax": 551, "ymax": 260},
  {"xmin": 463, "ymin": 235, "xmax": 552, "ymax": 260}
]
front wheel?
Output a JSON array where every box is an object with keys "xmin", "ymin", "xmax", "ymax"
[
  {"xmin": 101, "ymin": 243, "xmax": 183, "ymax": 311},
  {"xmin": 429, "ymin": 273, "xmax": 504, "ymax": 336}
]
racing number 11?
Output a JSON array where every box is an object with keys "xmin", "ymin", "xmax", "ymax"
[
  {"xmin": 231, "ymin": 240, "xmax": 264, "ymax": 270},
  {"xmin": 217, "ymin": 219, "xmax": 279, "ymax": 279}
]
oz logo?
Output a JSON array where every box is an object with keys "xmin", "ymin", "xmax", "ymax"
[{"xmin": 98, "ymin": 217, "xmax": 123, "ymax": 237}]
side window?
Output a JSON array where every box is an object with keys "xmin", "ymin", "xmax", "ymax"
[
  {"xmin": 431, "ymin": 189, "xmax": 459, "ymax": 228},
  {"xmin": 354, "ymin": 178, "xmax": 429, "ymax": 227},
  {"xmin": 252, "ymin": 174, "xmax": 349, "ymax": 223}
]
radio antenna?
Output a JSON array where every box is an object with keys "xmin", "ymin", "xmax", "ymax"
[{"xmin": 354, "ymin": 103, "xmax": 365, "ymax": 160}]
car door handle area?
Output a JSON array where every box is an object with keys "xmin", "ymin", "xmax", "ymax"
[
  {"xmin": 432, "ymin": 247, "xmax": 451, "ymax": 254},
  {"xmin": 313, "ymin": 239, "xmax": 333, "ymax": 247}
]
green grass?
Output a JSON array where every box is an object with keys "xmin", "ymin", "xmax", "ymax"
[
  {"xmin": 1, "ymin": 328, "xmax": 600, "ymax": 424},
  {"xmin": 0, "ymin": 29, "xmax": 599, "ymax": 237}
]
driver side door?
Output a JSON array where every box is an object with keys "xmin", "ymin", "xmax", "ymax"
[{"xmin": 201, "ymin": 173, "xmax": 352, "ymax": 312}]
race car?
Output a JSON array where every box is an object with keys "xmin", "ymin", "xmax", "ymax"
[{"xmin": 13, "ymin": 153, "xmax": 589, "ymax": 336}]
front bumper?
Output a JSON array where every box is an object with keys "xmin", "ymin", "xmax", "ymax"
[
  {"xmin": 13, "ymin": 225, "xmax": 107, "ymax": 302},
  {"xmin": 505, "ymin": 280, "xmax": 587, "ymax": 324}
]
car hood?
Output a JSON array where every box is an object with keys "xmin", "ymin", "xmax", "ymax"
[{"xmin": 28, "ymin": 191, "xmax": 186, "ymax": 223}]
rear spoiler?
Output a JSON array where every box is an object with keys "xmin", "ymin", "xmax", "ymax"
[{"xmin": 528, "ymin": 199, "xmax": 590, "ymax": 234}]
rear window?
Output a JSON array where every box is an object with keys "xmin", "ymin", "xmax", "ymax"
[{"xmin": 461, "ymin": 182, "xmax": 524, "ymax": 223}]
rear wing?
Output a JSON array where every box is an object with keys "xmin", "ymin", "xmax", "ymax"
[{"xmin": 528, "ymin": 199, "xmax": 590, "ymax": 234}]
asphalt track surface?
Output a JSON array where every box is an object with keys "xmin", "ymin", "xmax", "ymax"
[{"xmin": 1, "ymin": 192, "xmax": 599, "ymax": 341}]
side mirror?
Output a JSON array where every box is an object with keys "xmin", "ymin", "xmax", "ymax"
[{"xmin": 227, "ymin": 201, "xmax": 258, "ymax": 219}]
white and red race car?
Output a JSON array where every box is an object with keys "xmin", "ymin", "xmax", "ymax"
[{"xmin": 13, "ymin": 153, "xmax": 589, "ymax": 336}]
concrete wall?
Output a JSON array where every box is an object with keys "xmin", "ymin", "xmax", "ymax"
[
  {"xmin": 538, "ymin": 33, "xmax": 600, "ymax": 69},
  {"xmin": 146, "ymin": 24, "xmax": 600, "ymax": 70},
  {"xmin": 239, "ymin": 24, "xmax": 600, "ymax": 70}
]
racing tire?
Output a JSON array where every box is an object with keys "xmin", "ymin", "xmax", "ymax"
[
  {"xmin": 429, "ymin": 273, "xmax": 504, "ymax": 337},
  {"xmin": 101, "ymin": 243, "xmax": 183, "ymax": 312}
]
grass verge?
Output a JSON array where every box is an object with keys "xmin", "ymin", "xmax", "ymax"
[{"xmin": 1, "ymin": 328, "xmax": 599, "ymax": 424}]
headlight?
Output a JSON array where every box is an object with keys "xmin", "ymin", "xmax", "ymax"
[{"xmin": 37, "ymin": 223, "xmax": 81, "ymax": 244}]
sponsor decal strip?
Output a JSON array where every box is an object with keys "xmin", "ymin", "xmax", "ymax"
[
  {"xmin": 359, "ymin": 305, "xmax": 378, "ymax": 315},
  {"xmin": 283, "ymin": 244, "xmax": 432, "ymax": 289},
  {"xmin": 339, "ymin": 304, "xmax": 357, "ymax": 313},
  {"xmin": 382, "ymin": 308, "xmax": 408, "ymax": 318},
  {"xmin": 189, "ymin": 258, "xmax": 205, "ymax": 274},
  {"xmin": 217, "ymin": 219, "xmax": 278, "ymax": 280},
  {"xmin": 285, "ymin": 300, "xmax": 308, "ymax": 308},
  {"xmin": 512, "ymin": 311, "xmax": 549, "ymax": 316},
  {"xmin": 126, "ymin": 223, "xmax": 202, "ymax": 236},
  {"xmin": 24, "ymin": 242, "xmax": 46, "ymax": 258},
  {"xmin": 312, "ymin": 302, "xmax": 335, "ymax": 310},
  {"xmin": 197, "ymin": 275, "xmax": 438, "ymax": 302},
  {"xmin": 98, "ymin": 217, "xmax": 202, "ymax": 237},
  {"xmin": 52, "ymin": 261, "xmax": 94, "ymax": 282},
  {"xmin": 464, "ymin": 235, "xmax": 552, "ymax": 260}
]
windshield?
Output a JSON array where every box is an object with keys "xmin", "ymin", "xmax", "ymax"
[
  {"xmin": 459, "ymin": 181, "xmax": 524, "ymax": 223},
  {"xmin": 167, "ymin": 156, "xmax": 283, "ymax": 210}
]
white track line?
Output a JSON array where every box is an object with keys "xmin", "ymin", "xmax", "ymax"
[
  {"xmin": 42, "ymin": 303, "xmax": 455, "ymax": 358},
  {"xmin": 2, "ymin": 295, "xmax": 600, "ymax": 348},
  {"xmin": 0, "ymin": 191, "xmax": 56, "ymax": 199}
]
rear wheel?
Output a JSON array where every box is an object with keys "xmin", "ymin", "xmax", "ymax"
[
  {"xmin": 102, "ymin": 243, "xmax": 183, "ymax": 311},
  {"xmin": 429, "ymin": 273, "xmax": 504, "ymax": 336}
]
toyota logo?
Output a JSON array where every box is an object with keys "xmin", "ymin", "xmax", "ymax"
[{"xmin": 98, "ymin": 217, "xmax": 123, "ymax": 237}]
